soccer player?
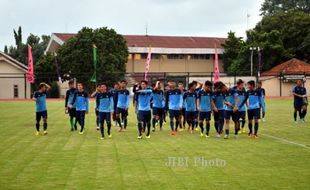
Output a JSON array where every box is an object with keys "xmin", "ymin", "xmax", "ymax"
[
  {"xmin": 135, "ymin": 80, "xmax": 153, "ymax": 139},
  {"xmin": 222, "ymin": 83, "xmax": 238, "ymax": 139},
  {"xmin": 91, "ymin": 85, "xmax": 100, "ymax": 130},
  {"xmin": 239, "ymin": 80, "xmax": 262, "ymax": 138},
  {"xmin": 183, "ymin": 82, "xmax": 198, "ymax": 134},
  {"xmin": 32, "ymin": 82, "xmax": 51, "ymax": 135},
  {"xmin": 165, "ymin": 81, "xmax": 183, "ymax": 135},
  {"xmin": 110, "ymin": 82, "xmax": 120, "ymax": 127},
  {"xmin": 235, "ymin": 79, "xmax": 247, "ymax": 134},
  {"xmin": 292, "ymin": 79, "xmax": 307, "ymax": 124},
  {"xmin": 96, "ymin": 84, "xmax": 114, "ymax": 139},
  {"xmin": 197, "ymin": 81, "xmax": 213, "ymax": 137},
  {"xmin": 152, "ymin": 81, "xmax": 165, "ymax": 131},
  {"xmin": 257, "ymin": 81, "xmax": 266, "ymax": 122},
  {"xmin": 65, "ymin": 80, "xmax": 77, "ymax": 131},
  {"xmin": 178, "ymin": 81, "xmax": 186, "ymax": 131},
  {"xmin": 71, "ymin": 83, "xmax": 89, "ymax": 134},
  {"xmin": 116, "ymin": 80, "xmax": 130, "ymax": 131},
  {"xmin": 212, "ymin": 82, "xmax": 225, "ymax": 137}
]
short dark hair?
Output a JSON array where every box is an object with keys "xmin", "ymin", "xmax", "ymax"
[
  {"xmin": 120, "ymin": 80, "xmax": 127, "ymax": 84},
  {"xmin": 68, "ymin": 80, "xmax": 74, "ymax": 85},
  {"xmin": 141, "ymin": 80, "xmax": 148, "ymax": 85},
  {"xmin": 214, "ymin": 81, "xmax": 225, "ymax": 90},
  {"xmin": 188, "ymin": 82, "xmax": 195, "ymax": 89},
  {"xmin": 39, "ymin": 83, "xmax": 46, "ymax": 89},
  {"xmin": 237, "ymin": 79, "xmax": 244, "ymax": 85},
  {"xmin": 247, "ymin": 80, "xmax": 255, "ymax": 87},
  {"xmin": 100, "ymin": 83, "xmax": 107, "ymax": 87},
  {"xmin": 192, "ymin": 81, "xmax": 198, "ymax": 85},
  {"xmin": 205, "ymin": 80, "xmax": 212, "ymax": 87}
]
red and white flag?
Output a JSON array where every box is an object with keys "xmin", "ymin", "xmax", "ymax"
[
  {"xmin": 213, "ymin": 44, "xmax": 220, "ymax": 83},
  {"xmin": 144, "ymin": 47, "xmax": 151, "ymax": 81},
  {"xmin": 27, "ymin": 45, "xmax": 34, "ymax": 83}
]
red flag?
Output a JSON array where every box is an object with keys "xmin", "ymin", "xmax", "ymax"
[
  {"xmin": 144, "ymin": 47, "xmax": 151, "ymax": 81},
  {"xmin": 213, "ymin": 44, "xmax": 220, "ymax": 82},
  {"xmin": 27, "ymin": 45, "xmax": 34, "ymax": 83}
]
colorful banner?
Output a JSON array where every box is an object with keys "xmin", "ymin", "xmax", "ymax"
[{"xmin": 27, "ymin": 45, "xmax": 34, "ymax": 83}]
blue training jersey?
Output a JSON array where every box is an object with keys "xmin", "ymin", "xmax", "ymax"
[
  {"xmin": 198, "ymin": 90, "xmax": 212, "ymax": 112},
  {"xmin": 96, "ymin": 92, "xmax": 114, "ymax": 112},
  {"xmin": 136, "ymin": 89, "xmax": 153, "ymax": 111},
  {"xmin": 236, "ymin": 89, "xmax": 247, "ymax": 112},
  {"xmin": 183, "ymin": 91, "xmax": 198, "ymax": 112},
  {"xmin": 152, "ymin": 89, "xmax": 165, "ymax": 108},
  {"xmin": 212, "ymin": 91, "xmax": 225, "ymax": 110},
  {"xmin": 292, "ymin": 86, "xmax": 307, "ymax": 105},
  {"xmin": 224, "ymin": 88, "xmax": 237, "ymax": 111},
  {"xmin": 240, "ymin": 89, "xmax": 262, "ymax": 110},
  {"xmin": 34, "ymin": 90, "xmax": 47, "ymax": 112},
  {"xmin": 65, "ymin": 88, "xmax": 77, "ymax": 108},
  {"xmin": 165, "ymin": 89, "xmax": 183, "ymax": 110},
  {"xmin": 116, "ymin": 89, "xmax": 130, "ymax": 109},
  {"xmin": 72, "ymin": 91, "xmax": 89, "ymax": 111}
]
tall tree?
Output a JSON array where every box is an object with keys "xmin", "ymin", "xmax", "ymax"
[{"xmin": 260, "ymin": 0, "xmax": 310, "ymax": 16}]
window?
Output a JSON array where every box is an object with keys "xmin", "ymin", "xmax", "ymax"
[
  {"xmin": 14, "ymin": 85, "xmax": 18, "ymax": 98},
  {"xmin": 167, "ymin": 54, "xmax": 185, "ymax": 59},
  {"xmin": 141, "ymin": 53, "xmax": 160, "ymax": 59},
  {"xmin": 190, "ymin": 54, "xmax": 211, "ymax": 60}
]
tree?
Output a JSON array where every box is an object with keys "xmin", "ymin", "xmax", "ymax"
[
  {"xmin": 260, "ymin": 0, "xmax": 310, "ymax": 16},
  {"xmin": 57, "ymin": 27, "xmax": 128, "ymax": 89},
  {"xmin": 4, "ymin": 46, "xmax": 8, "ymax": 54}
]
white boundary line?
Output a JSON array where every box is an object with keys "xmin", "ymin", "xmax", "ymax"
[{"xmin": 261, "ymin": 134, "xmax": 310, "ymax": 150}]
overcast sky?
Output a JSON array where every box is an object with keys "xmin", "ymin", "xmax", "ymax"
[{"xmin": 0, "ymin": 0, "xmax": 264, "ymax": 48}]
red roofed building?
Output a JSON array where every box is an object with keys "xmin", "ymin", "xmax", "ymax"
[
  {"xmin": 262, "ymin": 58, "xmax": 310, "ymax": 76},
  {"xmin": 45, "ymin": 33, "xmax": 226, "ymax": 73}
]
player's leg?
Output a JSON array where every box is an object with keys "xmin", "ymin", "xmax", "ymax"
[
  {"xmin": 169, "ymin": 110, "xmax": 175, "ymax": 134},
  {"xmin": 247, "ymin": 110, "xmax": 254, "ymax": 136},
  {"xmin": 218, "ymin": 110, "xmax": 224, "ymax": 135},
  {"xmin": 79, "ymin": 111, "xmax": 86, "ymax": 134},
  {"xmin": 224, "ymin": 111, "xmax": 231, "ymax": 139},
  {"xmin": 159, "ymin": 109, "xmax": 164, "ymax": 130},
  {"xmin": 146, "ymin": 111, "xmax": 151, "ymax": 138},
  {"xmin": 95, "ymin": 109, "xmax": 100, "ymax": 130},
  {"xmin": 233, "ymin": 112, "xmax": 240, "ymax": 136},
  {"xmin": 116, "ymin": 108, "xmax": 123, "ymax": 131},
  {"xmin": 213, "ymin": 111, "xmax": 219, "ymax": 136},
  {"xmin": 152, "ymin": 108, "xmax": 158, "ymax": 132},
  {"xmin": 206, "ymin": 112, "xmax": 211, "ymax": 137},
  {"xmin": 99, "ymin": 112, "xmax": 105, "ymax": 138},
  {"xmin": 240, "ymin": 111, "xmax": 246, "ymax": 133},
  {"xmin": 253, "ymin": 108, "xmax": 260, "ymax": 138},
  {"xmin": 198, "ymin": 112, "xmax": 204, "ymax": 135},
  {"xmin": 137, "ymin": 111, "xmax": 143, "ymax": 139},
  {"xmin": 106, "ymin": 112, "xmax": 112, "ymax": 137},
  {"xmin": 35, "ymin": 112, "xmax": 41, "ymax": 135},
  {"xmin": 123, "ymin": 109, "xmax": 128, "ymax": 130},
  {"xmin": 175, "ymin": 110, "xmax": 180, "ymax": 132},
  {"xmin": 301, "ymin": 105, "xmax": 307, "ymax": 122},
  {"xmin": 42, "ymin": 111, "xmax": 48, "ymax": 135}
]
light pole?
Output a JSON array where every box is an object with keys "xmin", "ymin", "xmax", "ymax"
[{"xmin": 249, "ymin": 46, "xmax": 260, "ymax": 77}]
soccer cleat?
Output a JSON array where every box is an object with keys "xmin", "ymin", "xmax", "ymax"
[
  {"xmin": 43, "ymin": 131, "xmax": 48, "ymax": 135},
  {"xmin": 205, "ymin": 134, "xmax": 210, "ymax": 138},
  {"xmin": 300, "ymin": 119, "xmax": 305, "ymax": 123},
  {"xmin": 194, "ymin": 128, "xmax": 199, "ymax": 131},
  {"xmin": 224, "ymin": 135, "xmax": 229, "ymax": 139},
  {"xmin": 146, "ymin": 135, "xmax": 151, "ymax": 139},
  {"xmin": 118, "ymin": 128, "xmax": 122, "ymax": 132},
  {"xmin": 200, "ymin": 132, "xmax": 204, "ymax": 137},
  {"xmin": 35, "ymin": 131, "xmax": 40, "ymax": 136},
  {"xmin": 96, "ymin": 127, "xmax": 100, "ymax": 131},
  {"xmin": 179, "ymin": 128, "xmax": 184, "ymax": 132},
  {"xmin": 101, "ymin": 136, "xmax": 105, "ymax": 139},
  {"xmin": 123, "ymin": 128, "xmax": 127, "ymax": 132},
  {"xmin": 108, "ymin": 134, "xmax": 112, "ymax": 138},
  {"xmin": 216, "ymin": 133, "xmax": 221, "ymax": 138},
  {"xmin": 234, "ymin": 134, "xmax": 238, "ymax": 139},
  {"xmin": 242, "ymin": 129, "xmax": 246, "ymax": 134},
  {"xmin": 294, "ymin": 120, "xmax": 298, "ymax": 124},
  {"xmin": 137, "ymin": 135, "xmax": 142, "ymax": 139},
  {"xmin": 252, "ymin": 134, "xmax": 258, "ymax": 139},
  {"xmin": 79, "ymin": 131, "xmax": 84, "ymax": 135},
  {"xmin": 152, "ymin": 128, "xmax": 155, "ymax": 132},
  {"xmin": 262, "ymin": 118, "xmax": 266, "ymax": 122}
]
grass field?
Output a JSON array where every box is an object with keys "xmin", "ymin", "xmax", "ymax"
[{"xmin": 0, "ymin": 99, "xmax": 309, "ymax": 190}]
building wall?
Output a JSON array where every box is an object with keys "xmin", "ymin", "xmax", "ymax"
[
  {"xmin": 0, "ymin": 60, "xmax": 31, "ymax": 99},
  {"xmin": 126, "ymin": 55, "xmax": 223, "ymax": 73}
]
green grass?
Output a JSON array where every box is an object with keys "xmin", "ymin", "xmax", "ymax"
[{"xmin": 0, "ymin": 99, "xmax": 309, "ymax": 190}]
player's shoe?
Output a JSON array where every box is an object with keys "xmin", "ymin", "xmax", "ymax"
[
  {"xmin": 242, "ymin": 129, "xmax": 246, "ymax": 134},
  {"xmin": 160, "ymin": 127, "xmax": 163, "ymax": 131},
  {"xmin": 179, "ymin": 128, "xmax": 184, "ymax": 132},
  {"xmin": 101, "ymin": 136, "xmax": 105, "ymax": 139},
  {"xmin": 43, "ymin": 131, "xmax": 48, "ymax": 135},
  {"xmin": 96, "ymin": 127, "xmax": 100, "ymax": 131},
  {"xmin": 79, "ymin": 131, "xmax": 84, "ymax": 135},
  {"xmin": 146, "ymin": 135, "xmax": 151, "ymax": 139},
  {"xmin": 118, "ymin": 128, "xmax": 122, "ymax": 132},
  {"xmin": 152, "ymin": 128, "xmax": 155, "ymax": 132},
  {"xmin": 123, "ymin": 128, "xmax": 127, "ymax": 132},
  {"xmin": 252, "ymin": 134, "xmax": 258, "ymax": 139},
  {"xmin": 294, "ymin": 120, "xmax": 298, "ymax": 124},
  {"xmin": 108, "ymin": 134, "xmax": 112, "ymax": 138},
  {"xmin": 300, "ymin": 118, "xmax": 305, "ymax": 123},
  {"xmin": 262, "ymin": 118, "xmax": 266, "ymax": 122},
  {"xmin": 194, "ymin": 127, "xmax": 199, "ymax": 131},
  {"xmin": 224, "ymin": 135, "xmax": 229, "ymax": 139},
  {"xmin": 35, "ymin": 131, "xmax": 40, "ymax": 136},
  {"xmin": 137, "ymin": 135, "xmax": 142, "ymax": 139},
  {"xmin": 205, "ymin": 134, "xmax": 210, "ymax": 138},
  {"xmin": 200, "ymin": 132, "xmax": 204, "ymax": 137}
]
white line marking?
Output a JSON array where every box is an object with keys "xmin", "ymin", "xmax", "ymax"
[{"xmin": 262, "ymin": 134, "xmax": 310, "ymax": 150}]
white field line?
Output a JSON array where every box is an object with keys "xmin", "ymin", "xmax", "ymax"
[{"xmin": 261, "ymin": 133, "xmax": 310, "ymax": 150}]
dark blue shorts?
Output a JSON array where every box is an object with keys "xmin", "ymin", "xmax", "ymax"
[
  {"xmin": 213, "ymin": 110, "xmax": 224, "ymax": 121},
  {"xmin": 224, "ymin": 110, "xmax": 237, "ymax": 120},
  {"xmin": 169, "ymin": 110, "xmax": 181, "ymax": 119},
  {"xmin": 235, "ymin": 111, "xmax": 246, "ymax": 121},
  {"xmin": 247, "ymin": 108, "xmax": 260, "ymax": 120},
  {"xmin": 68, "ymin": 108, "xmax": 76, "ymax": 117},
  {"xmin": 199, "ymin": 111, "xmax": 211, "ymax": 121},
  {"xmin": 138, "ymin": 110, "xmax": 151, "ymax": 122},
  {"xmin": 181, "ymin": 108, "xmax": 186, "ymax": 117},
  {"xmin": 116, "ymin": 108, "xmax": 128, "ymax": 118},
  {"xmin": 186, "ymin": 111, "xmax": 198, "ymax": 122},
  {"xmin": 99, "ymin": 112, "xmax": 111, "ymax": 125},
  {"xmin": 294, "ymin": 101, "xmax": 303, "ymax": 110},
  {"xmin": 36, "ymin": 110, "xmax": 47, "ymax": 121},
  {"xmin": 95, "ymin": 109, "xmax": 99, "ymax": 116},
  {"xmin": 153, "ymin": 107, "xmax": 164, "ymax": 118}
]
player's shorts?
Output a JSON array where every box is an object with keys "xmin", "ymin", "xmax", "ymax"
[
  {"xmin": 95, "ymin": 109, "xmax": 99, "ymax": 116},
  {"xmin": 138, "ymin": 110, "xmax": 151, "ymax": 122},
  {"xmin": 213, "ymin": 110, "xmax": 224, "ymax": 121},
  {"xmin": 294, "ymin": 101, "xmax": 303, "ymax": 110},
  {"xmin": 186, "ymin": 111, "xmax": 198, "ymax": 122},
  {"xmin": 153, "ymin": 107, "xmax": 164, "ymax": 118},
  {"xmin": 235, "ymin": 111, "xmax": 246, "ymax": 121},
  {"xmin": 99, "ymin": 112, "xmax": 111, "ymax": 124},
  {"xmin": 169, "ymin": 109, "xmax": 181, "ymax": 119},
  {"xmin": 247, "ymin": 108, "xmax": 260, "ymax": 120},
  {"xmin": 224, "ymin": 110, "xmax": 237, "ymax": 120},
  {"xmin": 199, "ymin": 111, "xmax": 211, "ymax": 121},
  {"xmin": 36, "ymin": 110, "xmax": 47, "ymax": 121},
  {"xmin": 181, "ymin": 108, "xmax": 186, "ymax": 117},
  {"xmin": 68, "ymin": 108, "xmax": 76, "ymax": 117},
  {"xmin": 116, "ymin": 108, "xmax": 128, "ymax": 117}
]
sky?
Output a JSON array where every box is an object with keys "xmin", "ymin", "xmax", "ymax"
[{"xmin": 0, "ymin": 0, "xmax": 264, "ymax": 48}]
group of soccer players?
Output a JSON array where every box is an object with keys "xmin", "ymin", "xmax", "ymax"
[{"xmin": 32, "ymin": 78, "xmax": 307, "ymax": 139}]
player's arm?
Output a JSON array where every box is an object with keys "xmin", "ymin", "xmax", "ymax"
[
  {"xmin": 239, "ymin": 92, "xmax": 248, "ymax": 109},
  {"xmin": 90, "ymin": 88, "xmax": 98, "ymax": 98},
  {"xmin": 211, "ymin": 98, "xmax": 217, "ymax": 112},
  {"xmin": 65, "ymin": 90, "xmax": 69, "ymax": 109},
  {"xmin": 197, "ymin": 96, "xmax": 200, "ymax": 112},
  {"xmin": 32, "ymin": 92, "xmax": 37, "ymax": 101},
  {"xmin": 154, "ymin": 81, "xmax": 160, "ymax": 90},
  {"xmin": 95, "ymin": 94, "xmax": 100, "ymax": 111},
  {"xmin": 85, "ymin": 93, "xmax": 89, "ymax": 114},
  {"xmin": 41, "ymin": 82, "xmax": 51, "ymax": 90},
  {"xmin": 233, "ymin": 94, "xmax": 239, "ymax": 112},
  {"xmin": 135, "ymin": 92, "xmax": 139, "ymax": 114},
  {"xmin": 110, "ymin": 96, "xmax": 114, "ymax": 113},
  {"xmin": 126, "ymin": 92, "xmax": 130, "ymax": 111}
]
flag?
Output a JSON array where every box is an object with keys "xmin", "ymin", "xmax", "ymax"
[
  {"xmin": 90, "ymin": 44, "xmax": 97, "ymax": 83},
  {"xmin": 144, "ymin": 47, "xmax": 151, "ymax": 81},
  {"xmin": 54, "ymin": 53, "xmax": 62, "ymax": 83},
  {"xmin": 258, "ymin": 48, "xmax": 263, "ymax": 78},
  {"xmin": 27, "ymin": 45, "xmax": 34, "ymax": 83},
  {"xmin": 213, "ymin": 44, "xmax": 220, "ymax": 82}
]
